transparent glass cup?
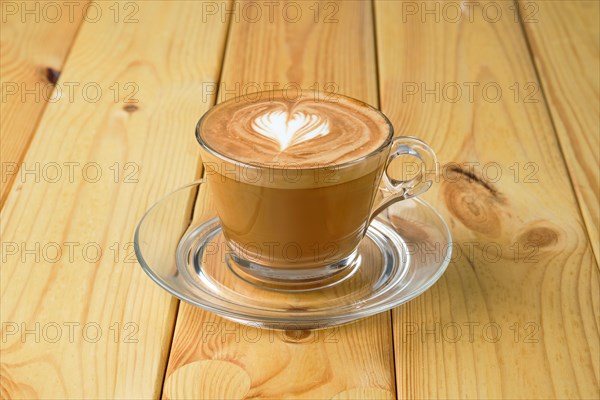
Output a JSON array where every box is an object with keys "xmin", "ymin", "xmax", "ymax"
[{"xmin": 196, "ymin": 92, "xmax": 437, "ymax": 287}]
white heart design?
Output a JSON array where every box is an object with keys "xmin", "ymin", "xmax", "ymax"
[{"xmin": 251, "ymin": 110, "xmax": 330, "ymax": 151}]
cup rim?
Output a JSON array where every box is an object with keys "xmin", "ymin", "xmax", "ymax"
[{"xmin": 195, "ymin": 89, "xmax": 395, "ymax": 171}]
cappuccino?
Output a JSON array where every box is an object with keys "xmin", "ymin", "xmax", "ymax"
[{"xmin": 197, "ymin": 90, "xmax": 394, "ymax": 280}]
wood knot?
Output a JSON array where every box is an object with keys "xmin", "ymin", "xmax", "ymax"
[
  {"xmin": 44, "ymin": 67, "xmax": 60, "ymax": 85},
  {"xmin": 442, "ymin": 165, "xmax": 505, "ymax": 237},
  {"xmin": 445, "ymin": 165, "xmax": 504, "ymax": 198},
  {"xmin": 518, "ymin": 226, "xmax": 559, "ymax": 248},
  {"xmin": 123, "ymin": 104, "xmax": 139, "ymax": 113},
  {"xmin": 282, "ymin": 329, "xmax": 312, "ymax": 343}
]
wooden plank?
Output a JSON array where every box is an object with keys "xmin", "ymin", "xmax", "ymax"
[
  {"xmin": 163, "ymin": 1, "xmax": 397, "ymax": 399},
  {"xmin": 374, "ymin": 0, "xmax": 599, "ymax": 398},
  {"xmin": 0, "ymin": 2, "xmax": 229, "ymax": 398},
  {"xmin": 0, "ymin": 0, "xmax": 89, "ymax": 207},
  {"xmin": 520, "ymin": 0, "xmax": 599, "ymax": 263}
]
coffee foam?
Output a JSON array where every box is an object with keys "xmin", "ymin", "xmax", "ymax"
[{"xmin": 198, "ymin": 90, "xmax": 392, "ymax": 168}]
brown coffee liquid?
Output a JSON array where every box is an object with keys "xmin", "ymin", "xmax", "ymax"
[
  {"xmin": 208, "ymin": 165, "xmax": 385, "ymax": 268},
  {"xmin": 198, "ymin": 90, "xmax": 392, "ymax": 270}
]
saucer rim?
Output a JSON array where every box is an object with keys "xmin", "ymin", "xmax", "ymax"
[{"xmin": 134, "ymin": 179, "xmax": 453, "ymax": 327}]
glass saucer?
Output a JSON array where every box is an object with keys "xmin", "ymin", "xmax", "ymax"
[{"xmin": 134, "ymin": 180, "xmax": 452, "ymax": 329}]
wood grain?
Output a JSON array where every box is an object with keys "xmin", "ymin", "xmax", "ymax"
[
  {"xmin": 163, "ymin": 1, "xmax": 396, "ymax": 399},
  {"xmin": 375, "ymin": 0, "xmax": 599, "ymax": 398},
  {"xmin": 0, "ymin": 0, "xmax": 89, "ymax": 207},
  {"xmin": 520, "ymin": 0, "xmax": 599, "ymax": 264},
  {"xmin": 0, "ymin": 2, "xmax": 228, "ymax": 398}
]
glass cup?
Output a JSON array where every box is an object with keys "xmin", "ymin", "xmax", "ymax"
[{"xmin": 196, "ymin": 91, "xmax": 437, "ymax": 287}]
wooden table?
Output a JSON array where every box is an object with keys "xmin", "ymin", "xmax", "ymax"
[{"xmin": 1, "ymin": 1, "xmax": 598, "ymax": 398}]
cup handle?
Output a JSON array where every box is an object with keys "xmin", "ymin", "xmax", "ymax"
[{"xmin": 370, "ymin": 136, "xmax": 438, "ymax": 220}]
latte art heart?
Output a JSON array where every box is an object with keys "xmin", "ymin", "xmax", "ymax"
[{"xmin": 251, "ymin": 110, "xmax": 330, "ymax": 151}]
